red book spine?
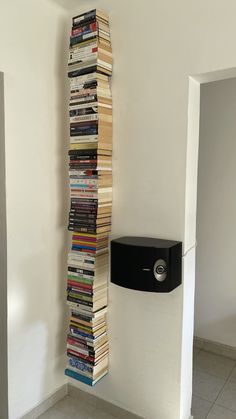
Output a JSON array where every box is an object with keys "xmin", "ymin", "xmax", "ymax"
[
  {"xmin": 71, "ymin": 22, "xmax": 97, "ymax": 37},
  {"xmin": 67, "ymin": 280, "xmax": 92, "ymax": 291}
]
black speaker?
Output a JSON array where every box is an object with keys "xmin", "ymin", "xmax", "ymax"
[{"xmin": 110, "ymin": 237, "xmax": 182, "ymax": 293}]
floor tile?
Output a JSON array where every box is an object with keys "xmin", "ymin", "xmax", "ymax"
[
  {"xmin": 206, "ymin": 405, "xmax": 236, "ymax": 419},
  {"xmin": 193, "ymin": 370, "xmax": 226, "ymax": 402},
  {"xmin": 69, "ymin": 386, "xmax": 97, "ymax": 407},
  {"xmin": 194, "ymin": 351, "xmax": 236, "ymax": 379},
  {"xmin": 216, "ymin": 380, "xmax": 236, "ymax": 412},
  {"xmin": 88, "ymin": 408, "xmax": 117, "ymax": 419},
  {"xmin": 191, "ymin": 396, "xmax": 213, "ymax": 419},
  {"xmin": 53, "ymin": 395, "xmax": 95, "ymax": 418},
  {"xmin": 38, "ymin": 406, "xmax": 69, "ymax": 419}
]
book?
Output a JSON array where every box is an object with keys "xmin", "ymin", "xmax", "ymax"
[
  {"xmin": 65, "ymin": 367, "xmax": 108, "ymax": 386},
  {"xmin": 72, "ymin": 10, "xmax": 109, "ymax": 27}
]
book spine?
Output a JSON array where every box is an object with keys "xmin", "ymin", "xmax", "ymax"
[
  {"xmin": 65, "ymin": 368, "xmax": 93, "ymax": 386},
  {"xmin": 71, "ymin": 22, "xmax": 97, "ymax": 37},
  {"xmin": 70, "ymin": 114, "xmax": 98, "ymax": 123},
  {"xmin": 73, "ymin": 10, "xmax": 96, "ymax": 26},
  {"xmin": 70, "ymin": 31, "xmax": 98, "ymax": 46}
]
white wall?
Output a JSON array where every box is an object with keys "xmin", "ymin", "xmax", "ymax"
[
  {"xmin": 0, "ymin": 1, "xmax": 69, "ymax": 417},
  {"xmin": 4, "ymin": 0, "xmax": 236, "ymax": 418},
  {"xmin": 195, "ymin": 78, "xmax": 236, "ymax": 347},
  {"xmin": 61, "ymin": 2, "xmax": 236, "ymax": 419}
]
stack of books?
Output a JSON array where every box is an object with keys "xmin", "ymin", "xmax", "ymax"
[
  {"xmin": 68, "ymin": 9, "xmax": 112, "ymax": 78},
  {"xmin": 65, "ymin": 9, "xmax": 113, "ymax": 387}
]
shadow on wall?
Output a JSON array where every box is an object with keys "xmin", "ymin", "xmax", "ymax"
[
  {"xmin": 44, "ymin": 10, "xmax": 70, "ymax": 391},
  {"xmin": 53, "ymin": 0, "xmax": 70, "ymax": 363},
  {"xmin": 7, "ymin": 14, "xmax": 70, "ymax": 414},
  {"xmin": 48, "ymin": 0, "xmax": 82, "ymax": 10}
]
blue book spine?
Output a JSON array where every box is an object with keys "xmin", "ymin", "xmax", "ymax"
[
  {"xmin": 69, "ymin": 356, "xmax": 92, "ymax": 373},
  {"xmin": 65, "ymin": 368, "xmax": 93, "ymax": 386},
  {"xmin": 70, "ymin": 27, "xmax": 94, "ymax": 40},
  {"xmin": 72, "ymin": 245, "xmax": 96, "ymax": 251},
  {"xmin": 70, "ymin": 327, "xmax": 94, "ymax": 339}
]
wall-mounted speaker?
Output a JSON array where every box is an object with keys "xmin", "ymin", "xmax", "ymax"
[{"xmin": 110, "ymin": 237, "xmax": 182, "ymax": 293}]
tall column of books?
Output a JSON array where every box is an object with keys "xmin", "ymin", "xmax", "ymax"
[{"xmin": 65, "ymin": 9, "xmax": 113, "ymax": 386}]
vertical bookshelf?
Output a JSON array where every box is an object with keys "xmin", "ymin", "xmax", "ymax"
[{"xmin": 65, "ymin": 9, "xmax": 113, "ymax": 386}]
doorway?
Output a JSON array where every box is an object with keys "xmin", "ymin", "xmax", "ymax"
[{"xmin": 191, "ymin": 77, "xmax": 236, "ymax": 418}]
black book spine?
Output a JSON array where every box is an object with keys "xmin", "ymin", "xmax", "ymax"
[
  {"xmin": 72, "ymin": 18, "xmax": 97, "ymax": 31},
  {"xmin": 68, "ymin": 225, "xmax": 97, "ymax": 234},
  {"xmin": 70, "ymin": 129, "xmax": 98, "ymax": 135},
  {"xmin": 68, "ymin": 65, "xmax": 98, "ymax": 78},
  {"xmin": 68, "ymin": 266, "xmax": 94, "ymax": 276},
  {"xmin": 69, "ymin": 212, "xmax": 97, "ymax": 219},
  {"xmin": 67, "ymin": 296, "xmax": 93, "ymax": 307},
  {"xmin": 69, "ymin": 219, "xmax": 99, "ymax": 226},
  {"xmin": 72, "ymin": 10, "xmax": 96, "ymax": 27},
  {"xmin": 69, "ymin": 166, "xmax": 98, "ymax": 170},
  {"xmin": 70, "ymin": 109, "xmax": 97, "ymax": 117},
  {"xmin": 71, "ymin": 197, "xmax": 98, "ymax": 203},
  {"xmin": 70, "ymin": 208, "xmax": 98, "ymax": 214},
  {"xmin": 69, "ymin": 155, "xmax": 98, "ymax": 160},
  {"xmin": 69, "ymin": 150, "xmax": 98, "ymax": 156},
  {"xmin": 69, "ymin": 154, "xmax": 98, "ymax": 164},
  {"xmin": 70, "ymin": 203, "xmax": 98, "ymax": 208},
  {"xmin": 70, "ymin": 129, "xmax": 98, "ymax": 136}
]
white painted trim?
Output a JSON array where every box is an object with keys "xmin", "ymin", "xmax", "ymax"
[
  {"xmin": 180, "ymin": 76, "xmax": 200, "ymax": 419},
  {"xmin": 21, "ymin": 384, "xmax": 68, "ymax": 419},
  {"xmin": 183, "ymin": 66, "xmax": 236, "ymax": 419},
  {"xmin": 191, "ymin": 66, "xmax": 236, "ymax": 84},
  {"xmin": 184, "ymin": 77, "xmax": 200, "ymax": 252}
]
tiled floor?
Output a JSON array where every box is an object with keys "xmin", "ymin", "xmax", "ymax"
[
  {"xmin": 38, "ymin": 395, "xmax": 126, "ymax": 419},
  {"xmin": 192, "ymin": 349, "xmax": 236, "ymax": 419},
  {"xmin": 38, "ymin": 349, "xmax": 236, "ymax": 419}
]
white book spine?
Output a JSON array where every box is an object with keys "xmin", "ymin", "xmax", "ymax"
[
  {"xmin": 70, "ymin": 138, "xmax": 98, "ymax": 144},
  {"xmin": 70, "ymin": 42, "xmax": 97, "ymax": 54},
  {"xmin": 69, "ymin": 52, "xmax": 97, "ymax": 63},
  {"xmin": 70, "ymin": 102, "xmax": 98, "ymax": 110},
  {"xmin": 69, "ymin": 44, "xmax": 97, "ymax": 56},
  {"xmin": 70, "ymin": 135, "xmax": 98, "ymax": 143},
  {"xmin": 70, "ymin": 114, "xmax": 98, "ymax": 123}
]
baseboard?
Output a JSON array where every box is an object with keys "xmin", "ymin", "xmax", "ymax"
[
  {"xmin": 21, "ymin": 383, "xmax": 68, "ymax": 419},
  {"xmin": 194, "ymin": 336, "xmax": 236, "ymax": 360},
  {"xmin": 68, "ymin": 384, "xmax": 143, "ymax": 419}
]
